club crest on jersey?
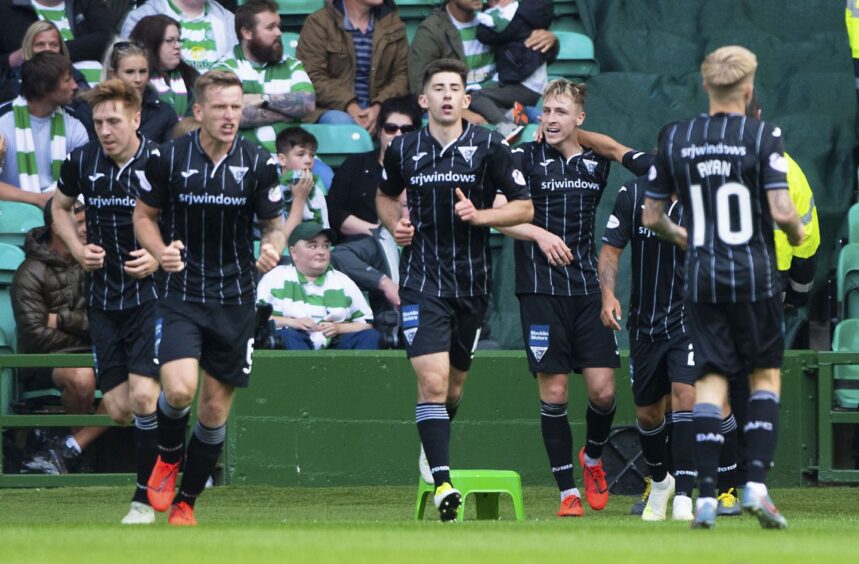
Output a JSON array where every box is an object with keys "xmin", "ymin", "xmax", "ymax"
[
  {"xmin": 230, "ymin": 166, "xmax": 249, "ymax": 183},
  {"xmin": 135, "ymin": 170, "xmax": 152, "ymax": 191},
  {"xmin": 411, "ymin": 152, "xmax": 427, "ymax": 163},
  {"xmin": 582, "ymin": 159, "xmax": 598, "ymax": 175},
  {"xmin": 181, "ymin": 169, "xmax": 199, "ymax": 179},
  {"xmin": 88, "ymin": 172, "xmax": 105, "ymax": 183},
  {"xmin": 457, "ymin": 146, "xmax": 477, "ymax": 162},
  {"xmin": 528, "ymin": 325, "xmax": 549, "ymax": 362},
  {"xmin": 402, "ymin": 304, "xmax": 419, "ymax": 345}
]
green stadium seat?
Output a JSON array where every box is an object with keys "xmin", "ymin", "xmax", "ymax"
[
  {"xmin": 273, "ymin": 0, "xmax": 323, "ymax": 15},
  {"xmin": 837, "ymin": 243, "xmax": 859, "ymax": 319},
  {"xmin": 415, "ymin": 469, "xmax": 525, "ymax": 521},
  {"xmin": 514, "ymin": 124, "xmax": 541, "ymax": 145},
  {"xmin": 548, "ymin": 30, "xmax": 599, "ymax": 80},
  {"xmin": 0, "ymin": 242, "xmax": 25, "ymax": 286},
  {"xmin": 0, "ymin": 288, "xmax": 17, "ymax": 353},
  {"xmin": 396, "ymin": 0, "xmax": 439, "ymax": 21},
  {"xmin": 849, "ymin": 202, "xmax": 859, "ymax": 244},
  {"xmin": 554, "ymin": 0, "xmax": 579, "ymax": 17},
  {"xmin": 300, "ymin": 124, "xmax": 375, "ymax": 167},
  {"xmin": 832, "ymin": 320, "xmax": 859, "ymax": 409},
  {"xmin": 0, "ymin": 201, "xmax": 43, "ymax": 247},
  {"xmin": 282, "ymin": 32, "xmax": 299, "ymax": 58}
]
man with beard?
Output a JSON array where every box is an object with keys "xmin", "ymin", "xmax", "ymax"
[{"xmin": 213, "ymin": 0, "xmax": 316, "ymax": 153}]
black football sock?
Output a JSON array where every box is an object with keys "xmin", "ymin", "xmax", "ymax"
[
  {"xmin": 638, "ymin": 417, "xmax": 669, "ymax": 483},
  {"xmin": 693, "ymin": 402, "xmax": 724, "ymax": 499},
  {"xmin": 416, "ymin": 403, "xmax": 451, "ymax": 488},
  {"xmin": 174, "ymin": 421, "xmax": 225, "ymax": 508},
  {"xmin": 717, "ymin": 413, "xmax": 739, "ymax": 494},
  {"xmin": 156, "ymin": 393, "xmax": 190, "ymax": 464},
  {"xmin": 744, "ymin": 390, "xmax": 780, "ymax": 485},
  {"xmin": 132, "ymin": 411, "xmax": 158, "ymax": 504},
  {"xmin": 584, "ymin": 398, "xmax": 616, "ymax": 460},
  {"xmin": 671, "ymin": 410, "xmax": 696, "ymax": 497},
  {"xmin": 663, "ymin": 411, "xmax": 674, "ymax": 473},
  {"xmin": 541, "ymin": 401, "xmax": 575, "ymax": 492}
]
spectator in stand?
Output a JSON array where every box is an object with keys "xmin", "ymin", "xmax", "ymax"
[
  {"xmin": 0, "ymin": 20, "xmax": 91, "ymax": 104},
  {"xmin": 408, "ymin": 0, "xmax": 557, "ymax": 135},
  {"xmin": 297, "ymin": 0, "xmax": 408, "ymax": 132},
  {"xmin": 0, "ymin": 52, "xmax": 90, "ymax": 207},
  {"xmin": 275, "ymin": 127, "xmax": 329, "ymax": 245},
  {"xmin": 121, "ymin": 0, "xmax": 237, "ymax": 73},
  {"xmin": 102, "ymin": 41, "xmax": 178, "ymax": 143},
  {"xmin": 257, "ymin": 221, "xmax": 380, "ymax": 351},
  {"xmin": 0, "ymin": 0, "xmax": 115, "ymax": 83},
  {"xmin": 327, "ymin": 94, "xmax": 421, "ymax": 315},
  {"xmin": 213, "ymin": 0, "xmax": 315, "ymax": 152},
  {"xmin": 13, "ymin": 198, "xmax": 107, "ymax": 474},
  {"xmin": 129, "ymin": 14, "xmax": 199, "ymax": 117}
]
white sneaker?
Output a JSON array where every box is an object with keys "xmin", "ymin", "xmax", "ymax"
[
  {"xmin": 121, "ymin": 501, "xmax": 156, "ymax": 525},
  {"xmin": 672, "ymin": 494, "xmax": 694, "ymax": 521},
  {"xmin": 641, "ymin": 473, "xmax": 674, "ymax": 521},
  {"xmin": 418, "ymin": 445, "xmax": 433, "ymax": 484}
]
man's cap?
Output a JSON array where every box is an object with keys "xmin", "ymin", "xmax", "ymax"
[{"xmin": 288, "ymin": 221, "xmax": 335, "ymax": 247}]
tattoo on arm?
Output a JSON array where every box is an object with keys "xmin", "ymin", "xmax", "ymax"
[
  {"xmin": 266, "ymin": 92, "xmax": 316, "ymax": 119},
  {"xmin": 599, "ymin": 251, "xmax": 619, "ymax": 294},
  {"xmin": 773, "ymin": 189, "xmax": 796, "ymax": 217},
  {"xmin": 240, "ymin": 105, "xmax": 289, "ymax": 127}
]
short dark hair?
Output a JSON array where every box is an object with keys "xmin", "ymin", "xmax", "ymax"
[
  {"xmin": 275, "ymin": 127, "xmax": 318, "ymax": 156},
  {"xmin": 129, "ymin": 14, "xmax": 199, "ymax": 89},
  {"xmin": 81, "ymin": 78, "xmax": 142, "ymax": 114},
  {"xmin": 21, "ymin": 52, "xmax": 73, "ymax": 101},
  {"xmin": 377, "ymin": 94, "xmax": 422, "ymax": 134},
  {"xmin": 421, "ymin": 58, "xmax": 468, "ymax": 92},
  {"xmin": 235, "ymin": 0, "xmax": 279, "ymax": 40},
  {"xmin": 194, "ymin": 70, "xmax": 243, "ymax": 104}
]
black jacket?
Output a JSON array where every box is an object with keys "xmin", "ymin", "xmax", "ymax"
[
  {"xmin": 476, "ymin": 0, "xmax": 557, "ymax": 85},
  {"xmin": 0, "ymin": 0, "xmax": 116, "ymax": 70},
  {"xmin": 326, "ymin": 150, "xmax": 382, "ymax": 238},
  {"xmin": 138, "ymin": 86, "xmax": 179, "ymax": 143}
]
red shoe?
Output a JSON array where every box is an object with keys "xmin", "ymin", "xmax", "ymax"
[
  {"xmin": 557, "ymin": 494, "xmax": 584, "ymax": 517},
  {"xmin": 147, "ymin": 455, "xmax": 180, "ymax": 512},
  {"xmin": 578, "ymin": 448, "xmax": 609, "ymax": 510},
  {"xmin": 168, "ymin": 501, "xmax": 197, "ymax": 526},
  {"xmin": 511, "ymin": 101, "xmax": 529, "ymax": 125}
]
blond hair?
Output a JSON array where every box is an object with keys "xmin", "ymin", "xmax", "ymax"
[
  {"xmin": 21, "ymin": 21, "xmax": 70, "ymax": 61},
  {"xmin": 194, "ymin": 70, "xmax": 243, "ymax": 104},
  {"xmin": 542, "ymin": 79, "xmax": 587, "ymax": 107},
  {"xmin": 81, "ymin": 78, "xmax": 142, "ymax": 113},
  {"xmin": 701, "ymin": 46, "xmax": 757, "ymax": 98}
]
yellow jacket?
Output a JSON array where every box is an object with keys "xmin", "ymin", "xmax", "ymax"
[
  {"xmin": 774, "ymin": 153, "xmax": 820, "ymax": 271},
  {"xmin": 847, "ymin": 1, "xmax": 859, "ymax": 58}
]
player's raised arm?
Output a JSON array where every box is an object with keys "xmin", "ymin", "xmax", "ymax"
[
  {"xmin": 455, "ymin": 187, "xmax": 533, "ymax": 227},
  {"xmin": 642, "ymin": 197, "xmax": 687, "ymax": 250}
]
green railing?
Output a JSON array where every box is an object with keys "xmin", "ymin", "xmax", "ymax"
[{"xmin": 815, "ymin": 352, "xmax": 859, "ymax": 483}]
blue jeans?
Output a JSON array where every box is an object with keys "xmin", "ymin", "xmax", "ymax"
[
  {"xmin": 317, "ymin": 110, "xmax": 356, "ymax": 125},
  {"xmin": 277, "ymin": 327, "xmax": 380, "ymax": 350}
]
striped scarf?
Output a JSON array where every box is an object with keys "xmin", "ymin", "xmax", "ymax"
[
  {"xmin": 151, "ymin": 70, "xmax": 190, "ymax": 116},
  {"xmin": 280, "ymin": 170, "xmax": 328, "ymax": 227},
  {"xmin": 12, "ymin": 96, "xmax": 66, "ymax": 193},
  {"xmin": 32, "ymin": 2, "xmax": 72, "ymax": 40}
]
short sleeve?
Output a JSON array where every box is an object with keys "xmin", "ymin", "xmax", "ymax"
[
  {"xmin": 487, "ymin": 135, "xmax": 530, "ymax": 201},
  {"xmin": 138, "ymin": 145, "xmax": 170, "ymax": 209},
  {"xmin": 645, "ymin": 123, "xmax": 676, "ymax": 201},
  {"xmin": 601, "ymin": 181, "xmax": 634, "ymax": 249},
  {"xmin": 56, "ymin": 152, "xmax": 81, "ymax": 199},
  {"xmin": 342, "ymin": 274, "xmax": 373, "ymax": 322},
  {"xmin": 254, "ymin": 151, "xmax": 283, "ymax": 220},
  {"xmin": 761, "ymin": 123, "xmax": 788, "ymax": 191},
  {"xmin": 379, "ymin": 137, "xmax": 406, "ymax": 197}
]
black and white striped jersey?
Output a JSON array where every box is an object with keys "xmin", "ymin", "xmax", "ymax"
[
  {"xmin": 57, "ymin": 136, "xmax": 158, "ymax": 311},
  {"xmin": 646, "ymin": 113, "xmax": 788, "ymax": 304},
  {"xmin": 139, "ymin": 131, "xmax": 282, "ymax": 305},
  {"xmin": 602, "ymin": 176, "xmax": 686, "ymax": 341},
  {"xmin": 512, "ymin": 141, "xmax": 611, "ymax": 296},
  {"xmin": 380, "ymin": 122, "xmax": 530, "ymax": 298}
]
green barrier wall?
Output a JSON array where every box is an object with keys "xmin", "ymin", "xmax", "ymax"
[{"xmin": 228, "ymin": 350, "xmax": 818, "ymax": 488}]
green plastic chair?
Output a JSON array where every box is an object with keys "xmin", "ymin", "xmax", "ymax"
[
  {"xmin": 0, "ymin": 201, "xmax": 43, "ymax": 247},
  {"xmin": 832, "ymin": 320, "xmax": 859, "ymax": 409},
  {"xmin": 300, "ymin": 124, "xmax": 375, "ymax": 167},
  {"xmin": 0, "ymin": 242, "xmax": 25, "ymax": 286},
  {"xmin": 549, "ymin": 31, "xmax": 599, "ymax": 80},
  {"xmin": 415, "ymin": 469, "xmax": 525, "ymax": 521},
  {"xmin": 282, "ymin": 32, "xmax": 299, "ymax": 58},
  {"xmin": 837, "ymin": 243, "xmax": 859, "ymax": 319},
  {"xmin": 273, "ymin": 0, "xmax": 323, "ymax": 15},
  {"xmin": 849, "ymin": 202, "xmax": 859, "ymax": 244}
]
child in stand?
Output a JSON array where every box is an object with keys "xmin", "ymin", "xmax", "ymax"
[{"xmin": 275, "ymin": 127, "xmax": 330, "ymax": 245}]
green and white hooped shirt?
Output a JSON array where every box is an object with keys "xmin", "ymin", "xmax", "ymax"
[
  {"xmin": 280, "ymin": 169, "xmax": 329, "ymax": 228},
  {"xmin": 30, "ymin": 0, "xmax": 102, "ymax": 84},
  {"xmin": 449, "ymin": 10, "xmax": 496, "ymax": 91},
  {"xmin": 167, "ymin": 0, "xmax": 219, "ymax": 72}
]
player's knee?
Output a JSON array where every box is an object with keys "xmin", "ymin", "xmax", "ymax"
[
  {"xmin": 636, "ymin": 406, "xmax": 664, "ymax": 429},
  {"xmin": 163, "ymin": 387, "xmax": 195, "ymax": 410},
  {"xmin": 671, "ymin": 383, "xmax": 696, "ymax": 411},
  {"xmin": 106, "ymin": 402, "xmax": 133, "ymax": 425},
  {"xmin": 589, "ymin": 388, "xmax": 616, "ymax": 410},
  {"xmin": 58, "ymin": 368, "xmax": 96, "ymax": 401},
  {"xmin": 129, "ymin": 387, "xmax": 158, "ymax": 414},
  {"xmin": 198, "ymin": 399, "xmax": 229, "ymax": 427}
]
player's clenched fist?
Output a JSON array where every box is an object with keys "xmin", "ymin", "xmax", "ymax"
[
  {"xmin": 256, "ymin": 243, "xmax": 280, "ymax": 273},
  {"xmin": 454, "ymin": 187, "xmax": 483, "ymax": 225},
  {"xmin": 394, "ymin": 217, "xmax": 414, "ymax": 246},
  {"xmin": 76, "ymin": 244, "xmax": 105, "ymax": 271},
  {"xmin": 123, "ymin": 248, "xmax": 159, "ymax": 279},
  {"xmin": 160, "ymin": 240, "xmax": 185, "ymax": 272}
]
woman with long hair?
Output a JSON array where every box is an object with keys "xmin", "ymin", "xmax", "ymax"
[
  {"xmin": 129, "ymin": 15, "xmax": 199, "ymax": 117},
  {"xmin": 103, "ymin": 41, "xmax": 178, "ymax": 143}
]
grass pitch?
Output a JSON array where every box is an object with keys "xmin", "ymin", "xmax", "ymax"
[{"xmin": 1, "ymin": 485, "xmax": 857, "ymax": 563}]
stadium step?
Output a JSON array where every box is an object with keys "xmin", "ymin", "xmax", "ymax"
[{"xmin": 414, "ymin": 469, "xmax": 525, "ymax": 521}]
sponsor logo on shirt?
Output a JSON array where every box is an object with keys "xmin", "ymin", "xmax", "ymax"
[
  {"xmin": 411, "ymin": 171, "xmax": 477, "ymax": 187},
  {"xmin": 412, "ymin": 152, "xmax": 427, "ymax": 163},
  {"xmin": 181, "ymin": 169, "xmax": 199, "ymax": 178},
  {"xmin": 88, "ymin": 172, "xmax": 105, "ymax": 182},
  {"xmin": 679, "ymin": 143, "xmax": 747, "ymax": 159},
  {"xmin": 88, "ymin": 195, "xmax": 136, "ymax": 208},
  {"xmin": 540, "ymin": 178, "xmax": 600, "ymax": 191},
  {"xmin": 606, "ymin": 214, "xmax": 620, "ymax": 229},
  {"xmin": 178, "ymin": 193, "xmax": 248, "ymax": 206},
  {"xmin": 402, "ymin": 304, "xmax": 419, "ymax": 345}
]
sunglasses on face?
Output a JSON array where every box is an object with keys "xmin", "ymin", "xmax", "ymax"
[{"xmin": 381, "ymin": 123, "xmax": 417, "ymax": 135}]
